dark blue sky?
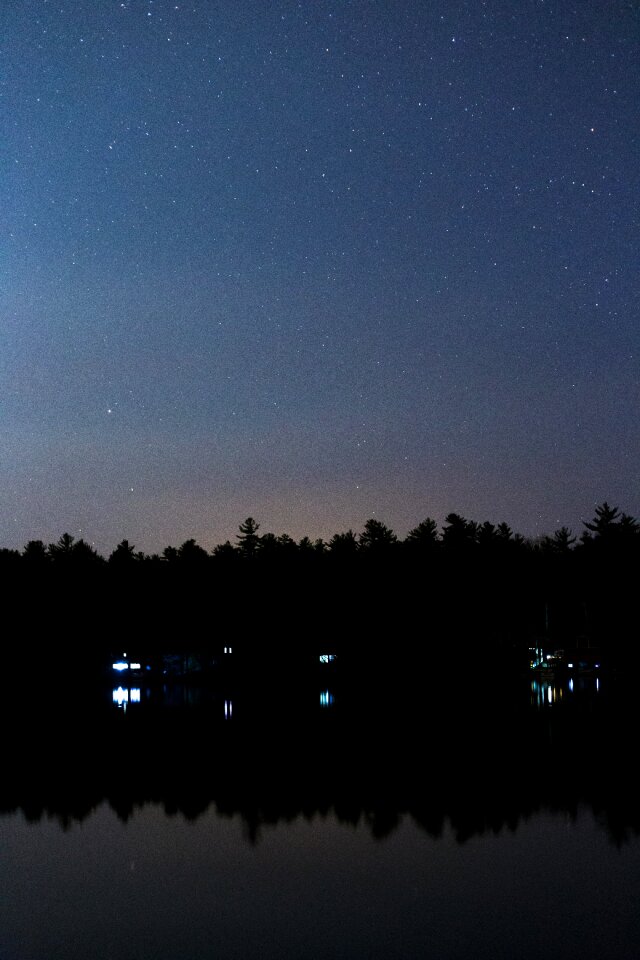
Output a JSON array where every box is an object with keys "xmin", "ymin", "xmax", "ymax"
[{"xmin": 2, "ymin": 0, "xmax": 638, "ymax": 553}]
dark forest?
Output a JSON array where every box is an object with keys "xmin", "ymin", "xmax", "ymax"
[{"xmin": 1, "ymin": 501, "xmax": 637, "ymax": 682}]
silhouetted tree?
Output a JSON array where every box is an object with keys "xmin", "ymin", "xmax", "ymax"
[
  {"xmin": 477, "ymin": 521, "xmax": 498, "ymax": 548},
  {"xmin": 496, "ymin": 522, "xmax": 513, "ymax": 541},
  {"xmin": 298, "ymin": 536, "xmax": 314, "ymax": 555},
  {"xmin": 542, "ymin": 527, "xmax": 576, "ymax": 555},
  {"xmin": 23, "ymin": 540, "xmax": 49, "ymax": 565},
  {"xmin": 72, "ymin": 539, "xmax": 104, "ymax": 565},
  {"xmin": 277, "ymin": 533, "xmax": 297, "ymax": 552},
  {"xmin": 405, "ymin": 518, "xmax": 439, "ymax": 550},
  {"xmin": 297, "ymin": 536, "xmax": 327, "ymax": 560},
  {"xmin": 46, "ymin": 533, "xmax": 103, "ymax": 567},
  {"xmin": 328, "ymin": 530, "xmax": 359, "ymax": 557},
  {"xmin": 441, "ymin": 514, "xmax": 478, "ymax": 551},
  {"xmin": 237, "ymin": 517, "xmax": 260, "ymax": 557},
  {"xmin": 582, "ymin": 502, "xmax": 620, "ymax": 542},
  {"xmin": 48, "ymin": 532, "xmax": 76, "ymax": 559},
  {"xmin": 619, "ymin": 512, "xmax": 639, "ymax": 537},
  {"xmin": 257, "ymin": 532, "xmax": 279, "ymax": 557},
  {"xmin": 212, "ymin": 540, "xmax": 237, "ymax": 561},
  {"xmin": 359, "ymin": 518, "xmax": 397, "ymax": 552},
  {"xmin": 109, "ymin": 539, "xmax": 137, "ymax": 565},
  {"xmin": 178, "ymin": 538, "xmax": 209, "ymax": 565}
]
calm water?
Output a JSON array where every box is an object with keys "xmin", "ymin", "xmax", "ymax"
[{"xmin": 2, "ymin": 672, "xmax": 640, "ymax": 960}]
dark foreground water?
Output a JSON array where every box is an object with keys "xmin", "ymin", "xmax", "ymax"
[{"xmin": 2, "ymin": 671, "xmax": 640, "ymax": 960}]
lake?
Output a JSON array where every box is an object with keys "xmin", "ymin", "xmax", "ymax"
[{"xmin": 2, "ymin": 669, "xmax": 640, "ymax": 959}]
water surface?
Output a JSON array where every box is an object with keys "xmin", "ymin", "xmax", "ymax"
[{"xmin": 2, "ymin": 671, "xmax": 639, "ymax": 959}]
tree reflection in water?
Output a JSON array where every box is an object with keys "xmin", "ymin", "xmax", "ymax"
[{"xmin": 2, "ymin": 667, "xmax": 639, "ymax": 848}]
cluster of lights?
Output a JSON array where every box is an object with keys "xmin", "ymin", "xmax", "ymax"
[{"xmin": 112, "ymin": 659, "xmax": 142, "ymax": 672}]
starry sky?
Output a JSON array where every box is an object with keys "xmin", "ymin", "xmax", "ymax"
[{"xmin": 2, "ymin": 0, "xmax": 638, "ymax": 554}]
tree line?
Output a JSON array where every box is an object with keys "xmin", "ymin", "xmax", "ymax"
[
  {"xmin": 1, "ymin": 501, "xmax": 637, "ymax": 569},
  {"xmin": 1, "ymin": 501, "xmax": 637, "ymax": 675}
]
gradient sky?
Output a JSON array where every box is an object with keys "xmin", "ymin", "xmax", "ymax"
[{"xmin": 2, "ymin": 0, "xmax": 638, "ymax": 554}]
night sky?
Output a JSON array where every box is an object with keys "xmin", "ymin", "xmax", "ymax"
[{"xmin": 2, "ymin": 0, "xmax": 638, "ymax": 554}]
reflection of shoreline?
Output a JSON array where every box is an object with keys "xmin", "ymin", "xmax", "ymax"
[
  {"xmin": 106, "ymin": 674, "xmax": 603, "ymax": 712},
  {"xmin": 2, "ymin": 677, "xmax": 639, "ymax": 846}
]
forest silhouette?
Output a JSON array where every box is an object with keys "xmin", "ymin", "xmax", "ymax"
[
  {"xmin": 1, "ymin": 501, "xmax": 638, "ymax": 680},
  {"xmin": 2, "ymin": 501, "xmax": 639, "ymax": 849}
]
